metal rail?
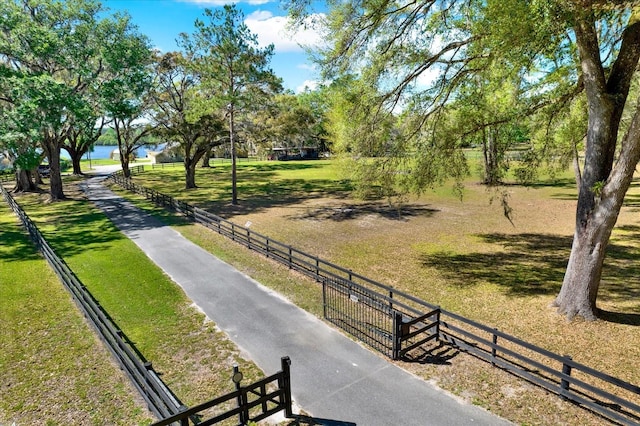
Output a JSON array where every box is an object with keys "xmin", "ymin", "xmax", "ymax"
[
  {"xmin": 108, "ymin": 168, "xmax": 640, "ymax": 425},
  {"xmin": 0, "ymin": 182, "xmax": 184, "ymax": 420}
]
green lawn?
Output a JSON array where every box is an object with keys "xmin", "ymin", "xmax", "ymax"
[
  {"xmin": 1, "ymin": 183, "xmax": 264, "ymax": 425},
  {"xmin": 0, "ymin": 201, "xmax": 152, "ymax": 425},
  {"xmin": 4, "ymin": 156, "xmax": 639, "ymax": 425}
]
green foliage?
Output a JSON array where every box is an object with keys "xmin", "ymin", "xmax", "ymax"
[
  {"xmin": 150, "ymin": 51, "xmax": 226, "ymax": 187},
  {"xmin": 184, "ymin": 4, "xmax": 281, "ymax": 113},
  {"xmin": 96, "ymin": 128, "xmax": 118, "ymax": 145},
  {"xmin": 285, "ymin": 0, "xmax": 595, "ymax": 196},
  {"xmin": 286, "ymin": 1, "xmax": 640, "ymax": 318},
  {"xmin": 0, "ymin": 0, "xmax": 154, "ymax": 196},
  {"xmin": 258, "ymin": 92, "xmax": 324, "ymax": 152},
  {"xmin": 176, "ymin": 4, "xmax": 282, "ymax": 195}
]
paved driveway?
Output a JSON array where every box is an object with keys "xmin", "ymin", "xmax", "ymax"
[{"xmin": 82, "ymin": 174, "xmax": 511, "ymax": 426}]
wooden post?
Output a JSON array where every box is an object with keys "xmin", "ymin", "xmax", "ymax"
[
  {"xmin": 233, "ymin": 364, "xmax": 244, "ymax": 424},
  {"xmin": 561, "ymin": 355, "xmax": 573, "ymax": 398}
]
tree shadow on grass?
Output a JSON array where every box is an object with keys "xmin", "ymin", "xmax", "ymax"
[
  {"xmin": 288, "ymin": 202, "xmax": 439, "ymax": 222},
  {"xmin": 0, "ymin": 224, "xmax": 42, "ymax": 262},
  {"xmin": 199, "ymin": 177, "xmax": 354, "ymax": 219},
  {"xmin": 138, "ymin": 166, "xmax": 355, "ymax": 219},
  {"xmin": 420, "ymin": 233, "xmax": 572, "ymax": 297},
  {"xmin": 419, "ymin": 232, "xmax": 640, "ymax": 323},
  {"xmin": 14, "ymin": 195, "xmax": 126, "ymax": 258}
]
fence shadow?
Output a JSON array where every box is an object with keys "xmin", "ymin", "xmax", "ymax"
[
  {"xmin": 400, "ymin": 341, "xmax": 459, "ymax": 365},
  {"xmin": 286, "ymin": 415, "xmax": 357, "ymax": 425}
]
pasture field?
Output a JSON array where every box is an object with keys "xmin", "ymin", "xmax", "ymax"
[
  {"xmin": 113, "ymin": 158, "xmax": 640, "ymax": 425},
  {"xmin": 1, "ymin": 180, "xmax": 263, "ymax": 425},
  {"xmin": 0, "ymin": 200, "xmax": 152, "ymax": 425}
]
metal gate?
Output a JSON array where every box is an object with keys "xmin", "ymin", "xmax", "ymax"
[
  {"xmin": 323, "ymin": 277, "xmax": 395, "ymax": 357},
  {"xmin": 151, "ymin": 357, "xmax": 292, "ymax": 426},
  {"xmin": 322, "ymin": 277, "xmax": 441, "ymax": 360}
]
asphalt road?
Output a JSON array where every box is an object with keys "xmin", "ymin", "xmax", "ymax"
[{"xmin": 82, "ymin": 173, "xmax": 512, "ymax": 426}]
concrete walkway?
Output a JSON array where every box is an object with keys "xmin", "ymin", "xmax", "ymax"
[{"xmin": 81, "ymin": 173, "xmax": 511, "ymax": 426}]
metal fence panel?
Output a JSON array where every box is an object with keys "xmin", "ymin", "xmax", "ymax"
[{"xmin": 323, "ymin": 277, "xmax": 395, "ymax": 357}]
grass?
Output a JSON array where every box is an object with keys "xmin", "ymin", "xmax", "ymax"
[
  {"xmin": 0, "ymin": 201, "xmax": 152, "ymax": 425},
  {"xmin": 2, "ymin": 180, "xmax": 264, "ymax": 425},
  {"xmin": 111, "ymin": 158, "xmax": 640, "ymax": 426}
]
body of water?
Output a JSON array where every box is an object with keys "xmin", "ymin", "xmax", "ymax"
[{"xmin": 62, "ymin": 144, "xmax": 164, "ymax": 160}]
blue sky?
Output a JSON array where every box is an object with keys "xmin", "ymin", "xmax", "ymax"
[{"xmin": 102, "ymin": 0, "xmax": 325, "ymax": 93}]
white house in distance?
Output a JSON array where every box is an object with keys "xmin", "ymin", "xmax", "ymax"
[{"xmin": 146, "ymin": 142, "xmax": 182, "ymax": 164}]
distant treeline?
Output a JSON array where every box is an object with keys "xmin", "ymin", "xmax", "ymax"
[{"xmin": 95, "ymin": 128, "xmax": 162, "ymax": 146}]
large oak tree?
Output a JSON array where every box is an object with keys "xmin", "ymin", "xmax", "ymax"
[
  {"xmin": 150, "ymin": 52, "xmax": 225, "ymax": 189},
  {"xmin": 289, "ymin": 1, "xmax": 640, "ymax": 320},
  {"xmin": 0, "ymin": 0, "xmax": 150, "ymax": 199}
]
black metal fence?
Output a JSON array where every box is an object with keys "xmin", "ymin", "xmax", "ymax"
[
  {"xmin": 110, "ymin": 167, "xmax": 640, "ymax": 426},
  {"xmin": 151, "ymin": 162, "xmax": 181, "ymax": 169},
  {"xmin": 1, "ymin": 180, "xmax": 296, "ymax": 426},
  {"xmin": 0, "ymin": 182, "xmax": 184, "ymax": 420},
  {"xmin": 152, "ymin": 357, "xmax": 293, "ymax": 426}
]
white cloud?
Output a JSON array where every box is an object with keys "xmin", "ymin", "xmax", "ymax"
[
  {"xmin": 295, "ymin": 79, "xmax": 320, "ymax": 93},
  {"xmin": 245, "ymin": 11, "xmax": 325, "ymax": 53}
]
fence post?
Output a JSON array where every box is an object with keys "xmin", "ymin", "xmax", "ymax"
[
  {"xmin": 279, "ymin": 356, "xmax": 293, "ymax": 418},
  {"xmin": 179, "ymin": 404, "xmax": 189, "ymax": 426},
  {"xmin": 491, "ymin": 328, "xmax": 498, "ymax": 366},
  {"xmin": 434, "ymin": 307, "xmax": 441, "ymax": 342},
  {"xmin": 561, "ymin": 355, "xmax": 573, "ymax": 398},
  {"xmin": 392, "ymin": 311, "xmax": 403, "ymax": 360},
  {"xmin": 232, "ymin": 364, "xmax": 244, "ymax": 425},
  {"xmin": 322, "ymin": 278, "xmax": 328, "ymax": 319},
  {"xmin": 389, "ymin": 287, "xmax": 394, "ymax": 312}
]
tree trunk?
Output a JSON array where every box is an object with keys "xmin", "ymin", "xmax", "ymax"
[
  {"xmin": 184, "ymin": 149, "xmax": 206, "ymax": 189},
  {"xmin": 230, "ymin": 107, "xmax": 238, "ymax": 205},
  {"xmin": 13, "ymin": 169, "xmax": 37, "ymax": 192},
  {"xmin": 70, "ymin": 152, "xmax": 83, "ymax": 175},
  {"xmin": 120, "ymin": 151, "xmax": 131, "ymax": 178},
  {"xmin": 201, "ymin": 148, "xmax": 212, "ymax": 168},
  {"xmin": 553, "ymin": 12, "xmax": 640, "ymax": 320},
  {"xmin": 482, "ymin": 126, "xmax": 500, "ymax": 185},
  {"xmin": 34, "ymin": 169, "xmax": 43, "ymax": 185},
  {"xmin": 185, "ymin": 162, "xmax": 197, "ymax": 189},
  {"xmin": 554, "ymin": 210, "xmax": 611, "ymax": 320},
  {"xmin": 46, "ymin": 143, "xmax": 65, "ymax": 200}
]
